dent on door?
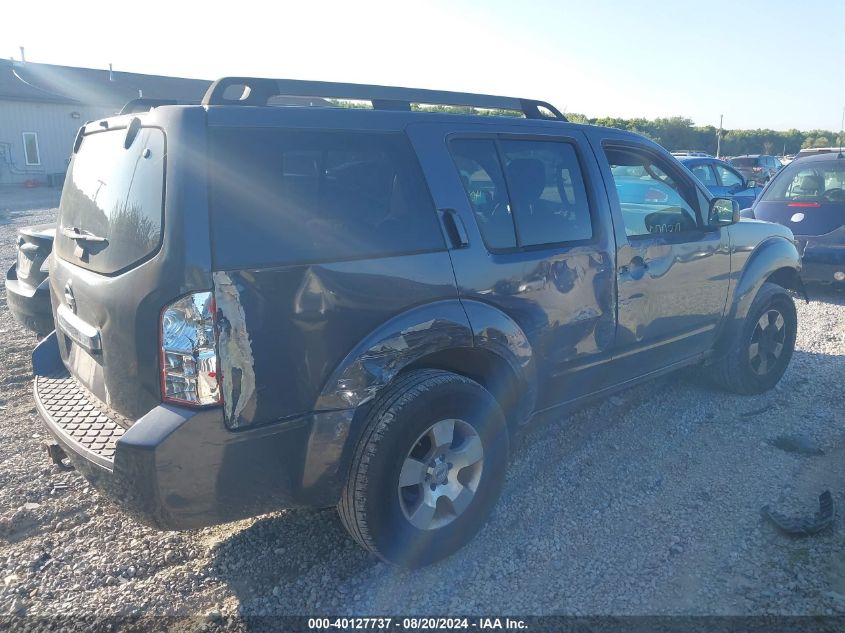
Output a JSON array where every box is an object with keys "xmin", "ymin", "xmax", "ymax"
[{"xmin": 616, "ymin": 234, "xmax": 729, "ymax": 351}]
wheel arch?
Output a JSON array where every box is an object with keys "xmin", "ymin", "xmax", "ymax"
[
  {"xmin": 715, "ymin": 236, "xmax": 801, "ymax": 358},
  {"xmin": 728, "ymin": 236, "xmax": 802, "ymax": 323},
  {"xmin": 401, "ymin": 346, "xmax": 530, "ymax": 429}
]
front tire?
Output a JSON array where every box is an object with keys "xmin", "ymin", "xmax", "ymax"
[
  {"xmin": 711, "ymin": 282, "xmax": 797, "ymax": 394},
  {"xmin": 338, "ymin": 369, "xmax": 508, "ymax": 568}
]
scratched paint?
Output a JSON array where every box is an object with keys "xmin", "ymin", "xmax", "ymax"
[{"xmin": 212, "ymin": 271, "xmax": 257, "ymax": 428}]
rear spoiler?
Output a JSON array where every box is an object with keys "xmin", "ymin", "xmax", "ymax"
[{"xmin": 119, "ymin": 98, "xmax": 198, "ymax": 115}]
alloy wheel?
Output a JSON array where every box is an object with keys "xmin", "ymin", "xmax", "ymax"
[
  {"xmin": 749, "ymin": 308, "xmax": 787, "ymax": 376},
  {"xmin": 397, "ymin": 418, "xmax": 484, "ymax": 531}
]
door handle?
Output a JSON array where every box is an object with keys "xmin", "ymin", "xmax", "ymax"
[{"xmin": 440, "ymin": 208, "xmax": 469, "ymax": 249}]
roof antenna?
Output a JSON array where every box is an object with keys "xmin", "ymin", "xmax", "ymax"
[
  {"xmin": 19, "ymin": 46, "xmax": 25, "ymax": 64},
  {"xmin": 109, "ymin": 63, "xmax": 114, "ymax": 81}
]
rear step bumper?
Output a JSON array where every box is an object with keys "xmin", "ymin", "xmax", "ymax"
[{"xmin": 32, "ymin": 332, "xmax": 355, "ymax": 530}]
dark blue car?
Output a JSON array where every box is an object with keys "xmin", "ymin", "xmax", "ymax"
[
  {"xmin": 678, "ymin": 156, "xmax": 764, "ymax": 209},
  {"xmin": 746, "ymin": 152, "xmax": 845, "ymax": 284}
]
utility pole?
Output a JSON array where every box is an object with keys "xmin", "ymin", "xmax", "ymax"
[{"xmin": 716, "ymin": 114, "xmax": 723, "ymax": 159}]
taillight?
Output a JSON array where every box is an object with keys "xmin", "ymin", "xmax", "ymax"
[{"xmin": 160, "ymin": 291, "xmax": 221, "ymax": 406}]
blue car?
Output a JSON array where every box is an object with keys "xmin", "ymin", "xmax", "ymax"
[
  {"xmin": 677, "ymin": 156, "xmax": 764, "ymax": 209},
  {"xmin": 745, "ymin": 152, "xmax": 845, "ymax": 285}
]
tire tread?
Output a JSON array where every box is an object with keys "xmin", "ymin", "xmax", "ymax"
[{"xmin": 338, "ymin": 369, "xmax": 476, "ymax": 559}]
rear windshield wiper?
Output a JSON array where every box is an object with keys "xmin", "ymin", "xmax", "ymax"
[{"xmin": 61, "ymin": 227, "xmax": 107, "ymax": 243}]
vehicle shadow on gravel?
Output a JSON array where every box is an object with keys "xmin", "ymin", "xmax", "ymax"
[
  {"xmin": 206, "ymin": 507, "xmax": 379, "ymax": 614},
  {"xmin": 806, "ymin": 285, "xmax": 845, "ymax": 306},
  {"xmin": 207, "ymin": 333, "xmax": 844, "ymax": 617}
]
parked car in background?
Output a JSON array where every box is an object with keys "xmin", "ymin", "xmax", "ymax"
[
  {"xmin": 795, "ymin": 147, "xmax": 843, "ymax": 160},
  {"xmin": 730, "ymin": 154, "xmax": 782, "ymax": 185},
  {"xmin": 5, "ymin": 225, "xmax": 56, "ymax": 335},
  {"xmin": 744, "ymin": 152, "xmax": 845, "ymax": 284},
  {"xmin": 671, "ymin": 150, "xmax": 712, "ymax": 158},
  {"xmin": 678, "ymin": 156, "xmax": 763, "ymax": 209}
]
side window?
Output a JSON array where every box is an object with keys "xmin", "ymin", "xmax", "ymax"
[
  {"xmin": 450, "ymin": 137, "xmax": 593, "ymax": 250},
  {"xmin": 690, "ymin": 163, "xmax": 717, "ymax": 186},
  {"xmin": 209, "ymin": 129, "xmax": 444, "ymax": 267},
  {"xmin": 604, "ymin": 145, "xmax": 700, "ymax": 237},
  {"xmin": 715, "ymin": 164, "xmax": 743, "ymax": 188},
  {"xmin": 450, "ymin": 139, "xmax": 517, "ymax": 250},
  {"xmin": 500, "ymin": 140, "xmax": 593, "ymax": 245}
]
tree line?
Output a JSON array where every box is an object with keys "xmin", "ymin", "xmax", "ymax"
[{"xmin": 565, "ymin": 114, "xmax": 844, "ymax": 156}]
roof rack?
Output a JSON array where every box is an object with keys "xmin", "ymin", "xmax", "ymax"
[
  {"xmin": 119, "ymin": 98, "xmax": 199, "ymax": 114},
  {"xmin": 201, "ymin": 77, "xmax": 566, "ymax": 121}
]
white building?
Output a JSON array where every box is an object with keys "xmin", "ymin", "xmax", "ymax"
[{"xmin": 0, "ymin": 58, "xmax": 209, "ymax": 186}]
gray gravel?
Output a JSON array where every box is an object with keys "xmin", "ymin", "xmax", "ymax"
[{"xmin": 1, "ymin": 189, "xmax": 844, "ymax": 620}]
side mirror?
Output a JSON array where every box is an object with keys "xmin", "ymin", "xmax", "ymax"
[
  {"xmin": 744, "ymin": 177, "xmax": 758, "ymax": 188},
  {"xmin": 710, "ymin": 197, "xmax": 740, "ymax": 226}
]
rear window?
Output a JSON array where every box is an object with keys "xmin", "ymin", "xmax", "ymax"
[
  {"xmin": 209, "ymin": 129, "xmax": 443, "ymax": 268},
  {"xmin": 761, "ymin": 159, "xmax": 845, "ymax": 203},
  {"xmin": 56, "ymin": 127, "xmax": 165, "ymax": 274},
  {"xmin": 730, "ymin": 157, "xmax": 758, "ymax": 168}
]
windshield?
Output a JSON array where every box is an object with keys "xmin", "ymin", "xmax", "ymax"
[{"xmin": 761, "ymin": 159, "xmax": 845, "ymax": 203}]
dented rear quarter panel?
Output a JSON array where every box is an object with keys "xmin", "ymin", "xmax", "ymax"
[{"xmin": 212, "ymin": 252, "xmax": 462, "ymax": 428}]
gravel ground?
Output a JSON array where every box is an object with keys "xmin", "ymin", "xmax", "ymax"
[{"xmin": 1, "ymin": 189, "xmax": 844, "ymax": 623}]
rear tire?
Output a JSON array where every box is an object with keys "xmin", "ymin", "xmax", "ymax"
[
  {"xmin": 338, "ymin": 369, "xmax": 508, "ymax": 568},
  {"xmin": 710, "ymin": 282, "xmax": 797, "ymax": 394}
]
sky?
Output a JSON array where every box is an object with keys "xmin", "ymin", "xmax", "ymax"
[{"xmin": 2, "ymin": 0, "xmax": 843, "ymax": 132}]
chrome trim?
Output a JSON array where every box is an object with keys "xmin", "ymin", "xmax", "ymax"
[{"xmin": 56, "ymin": 304, "xmax": 101, "ymax": 353}]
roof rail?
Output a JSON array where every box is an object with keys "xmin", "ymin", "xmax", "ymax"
[
  {"xmin": 119, "ymin": 98, "xmax": 198, "ymax": 114},
  {"xmin": 201, "ymin": 77, "xmax": 566, "ymax": 121}
]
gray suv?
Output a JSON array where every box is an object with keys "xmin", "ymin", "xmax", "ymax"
[
  {"xmin": 729, "ymin": 154, "xmax": 783, "ymax": 185},
  {"xmin": 33, "ymin": 77, "xmax": 804, "ymax": 567}
]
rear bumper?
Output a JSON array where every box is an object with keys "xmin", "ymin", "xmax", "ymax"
[
  {"xmin": 800, "ymin": 240, "xmax": 845, "ymax": 284},
  {"xmin": 32, "ymin": 332, "xmax": 354, "ymax": 530},
  {"xmin": 5, "ymin": 263, "xmax": 54, "ymax": 335}
]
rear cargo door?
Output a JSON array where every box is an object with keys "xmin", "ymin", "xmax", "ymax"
[{"xmin": 50, "ymin": 108, "xmax": 213, "ymax": 420}]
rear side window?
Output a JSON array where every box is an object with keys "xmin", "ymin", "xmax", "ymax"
[
  {"xmin": 449, "ymin": 139, "xmax": 516, "ymax": 250},
  {"xmin": 209, "ymin": 129, "xmax": 443, "ymax": 267},
  {"xmin": 56, "ymin": 127, "xmax": 165, "ymax": 274},
  {"xmin": 689, "ymin": 163, "xmax": 717, "ymax": 186},
  {"xmin": 450, "ymin": 137, "xmax": 593, "ymax": 250}
]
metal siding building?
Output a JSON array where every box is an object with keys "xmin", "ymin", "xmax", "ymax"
[{"xmin": 0, "ymin": 59, "xmax": 210, "ymax": 186}]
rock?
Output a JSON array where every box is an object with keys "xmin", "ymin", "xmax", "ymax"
[{"xmin": 768, "ymin": 434, "xmax": 824, "ymax": 455}]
